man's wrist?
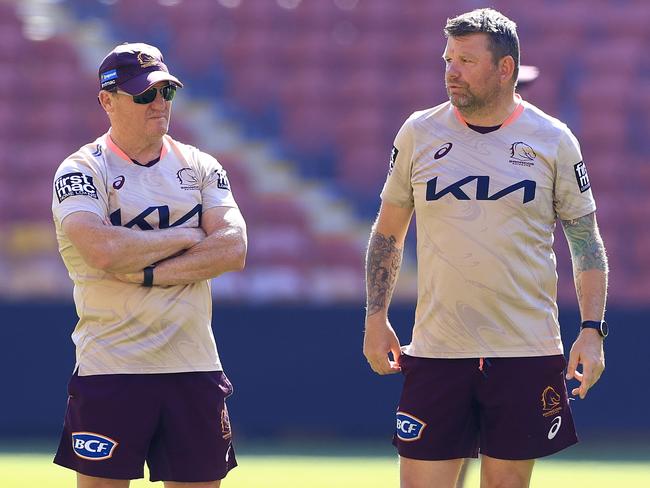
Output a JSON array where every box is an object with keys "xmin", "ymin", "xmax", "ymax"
[
  {"xmin": 580, "ymin": 320, "xmax": 608, "ymax": 338},
  {"xmin": 143, "ymin": 265, "xmax": 155, "ymax": 287}
]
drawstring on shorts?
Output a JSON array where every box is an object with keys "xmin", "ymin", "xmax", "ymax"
[{"xmin": 478, "ymin": 357, "xmax": 492, "ymax": 378}]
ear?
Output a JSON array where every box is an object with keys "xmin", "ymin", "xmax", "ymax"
[
  {"xmin": 499, "ymin": 56, "xmax": 516, "ymax": 84},
  {"xmin": 98, "ymin": 90, "xmax": 115, "ymax": 113}
]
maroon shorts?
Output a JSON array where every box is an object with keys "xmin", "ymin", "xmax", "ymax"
[
  {"xmin": 393, "ymin": 354, "xmax": 577, "ymax": 460},
  {"xmin": 54, "ymin": 371, "xmax": 237, "ymax": 482}
]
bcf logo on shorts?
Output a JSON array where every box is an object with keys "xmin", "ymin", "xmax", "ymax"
[
  {"xmin": 396, "ymin": 411, "xmax": 427, "ymax": 441},
  {"xmin": 71, "ymin": 432, "xmax": 118, "ymax": 460}
]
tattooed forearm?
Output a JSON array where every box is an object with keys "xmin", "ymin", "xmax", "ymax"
[
  {"xmin": 366, "ymin": 232, "xmax": 403, "ymax": 317},
  {"xmin": 561, "ymin": 212, "xmax": 608, "ymax": 273},
  {"xmin": 561, "ymin": 212, "xmax": 608, "ymax": 320}
]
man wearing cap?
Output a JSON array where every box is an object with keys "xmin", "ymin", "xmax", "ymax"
[{"xmin": 52, "ymin": 42, "xmax": 247, "ymax": 487}]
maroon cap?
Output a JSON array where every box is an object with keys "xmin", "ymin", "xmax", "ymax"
[{"xmin": 98, "ymin": 42, "xmax": 183, "ymax": 95}]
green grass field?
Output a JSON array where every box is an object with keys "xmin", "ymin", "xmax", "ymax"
[{"xmin": 1, "ymin": 441, "xmax": 648, "ymax": 488}]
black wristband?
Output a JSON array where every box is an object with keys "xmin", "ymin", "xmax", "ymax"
[
  {"xmin": 143, "ymin": 266, "xmax": 155, "ymax": 287},
  {"xmin": 580, "ymin": 320, "xmax": 608, "ymax": 338}
]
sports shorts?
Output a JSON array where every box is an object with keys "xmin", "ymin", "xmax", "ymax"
[
  {"xmin": 54, "ymin": 370, "xmax": 237, "ymax": 482},
  {"xmin": 393, "ymin": 354, "xmax": 578, "ymax": 460}
]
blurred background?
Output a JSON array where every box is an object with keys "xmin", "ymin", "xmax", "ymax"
[{"xmin": 0, "ymin": 0, "xmax": 649, "ymax": 470}]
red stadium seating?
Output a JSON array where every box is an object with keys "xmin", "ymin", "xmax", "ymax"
[{"xmin": 1, "ymin": 0, "xmax": 648, "ymax": 304}]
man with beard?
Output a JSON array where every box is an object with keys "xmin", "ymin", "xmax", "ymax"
[{"xmin": 363, "ymin": 9, "xmax": 608, "ymax": 488}]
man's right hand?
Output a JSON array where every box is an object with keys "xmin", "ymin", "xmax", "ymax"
[{"xmin": 363, "ymin": 317, "xmax": 402, "ymax": 375}]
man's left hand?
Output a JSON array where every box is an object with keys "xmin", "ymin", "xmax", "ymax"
[{"xmin": 566, "ymin": 328, "xmax": 605, "ymax": 399}]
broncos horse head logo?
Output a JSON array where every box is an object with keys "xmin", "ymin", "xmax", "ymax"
[
  {"xmin": 541, "ymin": 386, "xmax": 561, "ymax": 411},
  {"xmin": 510, "ymin": 142, "xmax": 536, "ymax": 161},
  {"xmin": 177, "ymin": 168, "xmax": 199, "ymax": 187}
]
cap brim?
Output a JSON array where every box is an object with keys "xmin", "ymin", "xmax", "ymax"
[
  {"xmin": 518, "ymin": 65, "xmax": 539, "ymax": 85},
  {"xmin": 119, "ymin": 71, "xmax": 183, "ymax": 95}
]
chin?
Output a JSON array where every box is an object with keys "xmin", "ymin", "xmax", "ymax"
[{"xmin": 147, "ymin": 122, "xmax": 169, "ymax": 138}]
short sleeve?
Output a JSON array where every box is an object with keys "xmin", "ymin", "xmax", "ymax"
[
  {"xmin": 52, "ymin": 155, "xmax": 109, "ymax": 224},
  {"xmin": 553, "ymin": 128, "xmax": 597, "ymax": 220},
  {"xmin": 380, "ymin": 116, "xmax": 415, "ymax": 208},
  {"xmin": 196, "ymin": 151, "xmax": 238, "ymax": 210}
]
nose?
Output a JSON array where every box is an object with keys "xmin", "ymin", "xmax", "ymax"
[
  {"xmin": 151, "ymin": 90, "xmax": 167, "ymax": 109},
  {"xmin": 446, "ymin": 61, "xmax": 460, "ymax": 79}
]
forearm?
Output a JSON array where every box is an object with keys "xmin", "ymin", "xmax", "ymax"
[
  {"xmin": 574, "ymin": 269, "xmax": 607, "ymax": 321},
  {"xmin": 62, "ymin": 212, "xmax": 203, "ymax": 273},
  {"xmin": 562, "ymin": 212, "xmax": 609, "ymax": 321},
  {"xmin": 153, "ymin": 225, "xmax": 247, "ymax": 286},
  {"xmin": 100, "ymin": 226, "xmax": 204, "ymax": 273},
  {"xmin": 366, "ymin": 230, "xmax": 404, "ymax": 319}
]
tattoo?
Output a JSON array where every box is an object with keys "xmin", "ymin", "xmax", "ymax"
[
  {"xmin": 366, "ymin": 232, "xmax": 403, "ymax": 317},
  {"xmin": 561, "ymin": 212, "xmax": 608, "ymax": 273}
]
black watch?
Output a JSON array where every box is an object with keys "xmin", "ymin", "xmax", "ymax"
[{"xmin": 581, "ymin": 320, "xmax": 608, "ymax": 338}]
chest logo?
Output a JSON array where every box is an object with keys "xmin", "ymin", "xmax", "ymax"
[
  {"xmin": 426, "ymin": 176, "xmax": 536, "ymax": 204},
  {"xmin": 434, "ymin": 142, "xmax": 453, "ymax": 160},
  {"xmin": 113, "ymin": 175, "xmax": 125, "ymax": 190},
  {"xmin": 177, "ymin": 168, "xmax": 200, "ymax": 190},
  {"xmin": 509, "ymin": 142, "xmax": 536, "ymax": 167}
]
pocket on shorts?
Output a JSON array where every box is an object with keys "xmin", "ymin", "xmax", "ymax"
[
  {"xmin": 204, "ymin": 371, "xmax": 234, "ymax": 398},
  {"xmin": 398, "ymin": 354, "xmax": 412, "ymax": 375}
]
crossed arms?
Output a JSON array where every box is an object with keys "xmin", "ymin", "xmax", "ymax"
[{"xmin": 62, "ymin": 206, "xmax": 247, "ymax": 286}]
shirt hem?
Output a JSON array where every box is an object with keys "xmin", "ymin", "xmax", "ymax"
[
  {"xmin": 402, "ymin": 346, "xmax": 564, "ymax": 359},
  {"xmin": 76, "ymin": 364, "xmax": 222, "ymax": 376}
]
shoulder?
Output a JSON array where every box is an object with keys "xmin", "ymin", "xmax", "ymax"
[
  {"xmin": 54, "ymin": 136, "xmax": 108, "ymax": 179},
  {"xmin": 521, "ymin": 101, "xmax": 576, "ymax": 141},
  {"xmin": 406, "ymin": 101, "xmax": 452, "ymax": 126},
  {"xmin": 165, "ymin": 135, "xmax": 225, "ymax": 170}
]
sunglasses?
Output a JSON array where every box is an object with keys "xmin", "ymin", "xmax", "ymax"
[{"xmin": 116, "ymin": 84, "xmax": 177, "ymax": 104}]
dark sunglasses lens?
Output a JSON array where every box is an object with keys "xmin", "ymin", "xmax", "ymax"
[
  {"xmin": 133, "ymin": 87, "xmax": 157, "ymax": 104},
  {"xmin": 162, "ymin": 85, "xmax": 177, "ymax": 101}
]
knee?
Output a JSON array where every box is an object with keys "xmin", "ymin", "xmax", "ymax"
[{"xmin": 481, "ymin": 472, "xmax": 530, "ymax": 488}]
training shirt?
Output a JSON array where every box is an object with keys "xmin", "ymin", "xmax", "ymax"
[
  {"xmin": 381, "ymin": 97, "xmax": 596, "ymax": 358},
  {"xmin": 52, "ymin": 133, "xmax": 237, "ymax": 376}
]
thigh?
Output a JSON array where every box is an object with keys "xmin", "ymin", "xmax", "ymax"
[
  {"xmin": 147, "ymin": 371, "xmax": 237, "ymax": 483},
  {"xmin": 400, "ymin": 457, "xmax": 464, "ymax": 488},
  {"xmin": 477, "ymin": 355, "xmax": 578, "ymax": 460},
  {"xmin": 480, "ymin": 455, "xmax": 534, "ymax": 488},
  {"xmin": 393, "ymin": 355, "xmax": 480, "ymax": 461},
  {"xmin": 164, "ymin": 482, "xmax": 220, "ymax": 488},
  {"xmin": 77, "ymin": 473, "xmax": 131, "ymax": 488},
  {"xmin": 54, "ymin": 373, "xmax": 160, "ymax": 480}
]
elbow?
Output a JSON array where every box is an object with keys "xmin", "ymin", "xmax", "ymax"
[
  {"xmin": 232, "ymin": 240, "xmax": 247, "ymax": 271},
  {"xmin": 82, "ymin": 243, "xmax": 119, "ymax": 271}
]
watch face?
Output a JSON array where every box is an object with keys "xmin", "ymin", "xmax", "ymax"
[{"xmin": 600, "ymin": 321, "xmax": 609, "ymax": 337}]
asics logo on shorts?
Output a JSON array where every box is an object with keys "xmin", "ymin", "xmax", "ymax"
[
  {"xmin": 72, "ymin": 432, "xmax": 118, "ymax": 460},
  {"xmin": 396, "ymin": 412, "xmax": 427, "ymax": 441},
  {"xmin": 547, "ymin": 416, "xmax": 562, "ymax": 440}
]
